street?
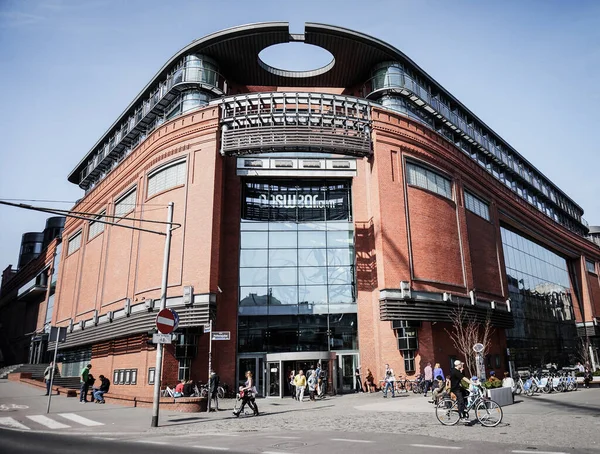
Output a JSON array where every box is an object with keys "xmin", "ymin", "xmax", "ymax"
[{"xmin": 1, "ymin": 379, "xmax": 599, "ymax": 453}]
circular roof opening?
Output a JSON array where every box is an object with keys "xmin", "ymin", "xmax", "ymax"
[{"xmin": 258, "ymin": 42, "xmax": 334, "ymax": 78}]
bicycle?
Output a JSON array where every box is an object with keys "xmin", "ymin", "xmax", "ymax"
[
  {"xmin": 412, "ymin": 374, "xmax": 425, "ymax": 394},
  {"xmin": 435, "ymin": 385, "xmax": 503, "ymax": 427}
]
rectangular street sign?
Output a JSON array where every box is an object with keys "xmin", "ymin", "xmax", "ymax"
[
  {"xmin": 49, "ymin": 326, "xmax": 67, "ymax": 343},
  {"xmin": 211, "ymin": 331, "xmax": 230, "ymax": 341},
  {"xmin": 152, "ymin": 333, "xmax": 172, "ymax": 344}
]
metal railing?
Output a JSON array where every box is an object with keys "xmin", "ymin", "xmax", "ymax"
[
  {"xmin": 361, "ymin": 70, "xmax": 586, "ymax": 235},
  {"xmin": 79, "ymin": 65, "xmax": 228, "ymax": 189},
  {"xmin": 220, "ymin": 92, "xmax": 372, "ymax": 157}
]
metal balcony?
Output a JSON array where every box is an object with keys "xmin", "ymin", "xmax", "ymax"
[{"xmin": 219, "ymin": 92, "xmax": 372, "ymax": 157}]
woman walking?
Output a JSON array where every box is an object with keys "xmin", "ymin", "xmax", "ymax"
[
  {"xmin": 289, "ymin": 369, "xmax": 296, "ymax": 399},
  {"xmin": 308, "ymin": 371, "xmax": 318, "ymax": 401},
  {"xmin": 233, "ymin": 371, "xmax": 259, "ymax": 417}
]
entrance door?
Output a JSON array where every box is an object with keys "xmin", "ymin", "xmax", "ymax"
[
  {"xmin": 238, "ymin": 357, "xmax": 263, "ymax": 396},
  {"xmin": 339, "ymin": 353, "xmax": 358, "ymax": 393},
  {"xmin": 267, "ymin": 361, "xmax": 281, "ymax": 397}
]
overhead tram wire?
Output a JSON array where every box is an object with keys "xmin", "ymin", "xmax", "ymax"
[
  {"xmin": 0, "ymin": 198, "xmax": 172, "ymax": 206},
  {"xmin": 0, "ymin": 200, "xmax": 180, "ymax": 236}
]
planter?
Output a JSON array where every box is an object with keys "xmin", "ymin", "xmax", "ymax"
[{"xmin": 485, "ymin": 386, "xmax": 514, "ymax": 406}]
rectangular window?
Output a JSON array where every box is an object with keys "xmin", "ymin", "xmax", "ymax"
[
  {"xmin": 131, "ymin": 369, "xmax": 138, "ymax": 385},
  {"xmin": 114, "ymin": 188, "xmax": 137, "ymax": 218},
  {"xmin": 178, "ymin": 359, "xmax": 191, "ymax": 381},
  {"xmin": 67, "ymin": 231, "xmax": 82, "ymax": 255},
  {"xmin": 88, "ymin": 210, "xmax": 106, "ymax": 240},
  {"xmin": 406, "ymin": 162, "xmax": 452, "ymax": 199},
  {"xmin": 148, "ymin": 368, "xmax": 155, "ymax": 385},
  {"xmin": 147, "ymin": 160, "xmax": 186, "ymax": 197},
  {"xmin": 113, "ymin": 370, "xmax": 119, "ymax": 385},
  {"xmin": 586, "ymin": 259, "xmax": 596, "ymax": 274},
  {"xmin": 124, "ymin": 369, "xmax": 131, "ymax": 385},
  {"xmin": 403, "ymin": 350, "xmax": 415, "ymax": 372},
  {"xmin": 464, "ymin": 191, "xmax": 490, "ymax": 221}
]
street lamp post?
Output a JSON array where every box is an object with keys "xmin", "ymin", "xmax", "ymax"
[{"xmin": 151, "ymin": 202, "xmax": 174, "ymax": 428}]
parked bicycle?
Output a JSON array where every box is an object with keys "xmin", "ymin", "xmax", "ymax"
[{"xmin": 435, "ymin": 384, "xmax": 503, "ymax": 427}]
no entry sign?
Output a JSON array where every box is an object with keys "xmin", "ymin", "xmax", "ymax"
[{"xmin": 156, "ymin": 308, "xmax": 176, "ymax": 334}]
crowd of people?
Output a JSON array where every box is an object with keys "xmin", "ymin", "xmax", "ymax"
[{"xmin": 288, "ymin": 363, "xmax": 328, "ymax": 402}]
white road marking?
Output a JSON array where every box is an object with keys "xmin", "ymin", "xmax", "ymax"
[
  {"xmin": 134, "ymin": 440, "xmax": 168, "ymax": 445},
  {"xmin": 26, "ymin": 415, "xmax": 70, "ymax": 430},
  {"xmin": 411, "ymin": 444, "xmax": 461, "ymax": 450},
  {"xmin": 58, "ymin": 413, "xmax": 104, "ymax": 426},
  {"xmin": 331, "ymin": 438, "xmax": 373, "ymax": 443},
  {"xmin": 265, "ymin": 436, "xmax": 300, "ymax": 440},
  {"xmin": 263, "ymin": 452, "xmax": 292, "ymax": 454},
  {"xmin": 0, "ymin": 417, "xmax": 30, "ymax": 430},
  {"xmin": 192, "ymin": 446, "xmax": 229, "ymax": 451},
  {"xmin": 512, "ymin": 451, "xmax": 569, "ymax": 454}
]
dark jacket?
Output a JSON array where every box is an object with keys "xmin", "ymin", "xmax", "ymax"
[
  {"xmin": 209, "ymin": 373, "xmax": 220, "ymax": 393},
  {"xmin": 99, "ymin": 377, "xmax": 110, "ymax": 393}
]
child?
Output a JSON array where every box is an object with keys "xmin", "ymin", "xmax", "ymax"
[{"xmin": 467, "ymin": 376, "xmax": 481, "ymax": 408}]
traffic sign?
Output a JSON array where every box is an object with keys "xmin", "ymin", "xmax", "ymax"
[
  {"xmin": 211, "ymin": 331, "xmax": 230, "ymax": 341},
  {"xmin": 156, "ymin": 309, "xmax": 176, "ymax": 334},
  {"xmin": 152, "ymin": 333, "xmax": 172, "ymax": 344}
]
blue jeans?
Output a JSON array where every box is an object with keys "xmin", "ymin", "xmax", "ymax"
[
  {"xmin": 384, "ymin": 381, "xmax": 395, "ymax": 397},
  {"xmin": 80, "ymin": 382, "xmax": 89, "ymax": 402},
  {"xmin": 93, "ymin": 390, "xmax": 105, "ymax": 402},
  {"xmin": 45, "ymin": 379, "xmax": 51, "ymax": 395}
]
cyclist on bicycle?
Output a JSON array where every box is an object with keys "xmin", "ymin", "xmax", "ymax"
[{"xmin": 450, "ymin": 360, "xmax": 472, "ymax": 421}]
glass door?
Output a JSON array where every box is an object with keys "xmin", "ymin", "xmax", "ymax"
[
  {"xmin": 339, "ymin": 353, "xmax": 358, "ymax": 393},
  {"xmin": 238, "ymin": 356, "xmax": 264, "ymax": 397},
  {"xmin": 267, "ymin": 361, "xmax": 281, "ymax": 397}
]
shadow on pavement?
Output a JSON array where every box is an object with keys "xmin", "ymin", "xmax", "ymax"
[{"xmin": 520, "ymin": 394, "xmax": 600, "ymax": 415}]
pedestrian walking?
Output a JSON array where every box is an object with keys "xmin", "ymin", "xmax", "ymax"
[
  {"xmin": 433, "ymin": 362, "xmax": 445, "ymax": 387},
  {"xmin": 294, "ymin": 370, "xmax": 307, "ymax": 401},
  {"xmin": 365, "ymin": 368, "xmax": 376, "ymax": 392},
  {"xmin": 209, "ymin": 369, "xmax": 220, "ymax": 410},
  {"xmin": 383, "ymin": 364, "xmax": 395, "ymax": 398},
  {"xmin": 233, "ymin": 371, "xmax": 258, "ymax": 417},
  {"xmin": 423, "ymin": 362, "xmax": 433, "ymax": 397},
  {"xmin": 79, "ymin": 364, "xmax": 92, "ymax": 403},
  {"xmin": 308, "ymin": 371, "xmax": 317, "ymax": 401},
  {"xmin": 289, "ymin": 369, "xmax": 296, "ymax": 399},
  {"xmin": 583, "ymin": 366, "xmax": 593, "ymax": 388},
  {"xmin": 43, "ymin": 361, "xmax": 58, "ymax": 396}
]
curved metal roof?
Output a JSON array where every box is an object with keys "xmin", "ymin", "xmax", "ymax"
[{"xmin": 67, "ymin": 22, "xmax": 583, "ymax": 215}]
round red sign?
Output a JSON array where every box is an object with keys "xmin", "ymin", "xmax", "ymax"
[{"xmin": 156, "ymin": 308, "xmax": 176, "ymax": 334}]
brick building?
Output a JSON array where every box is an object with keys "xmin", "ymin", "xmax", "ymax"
[
  {"xmin": 0, "ymin": 217, "xmax": 65, "ymax": 366},
  {"xmin": 45, "ymin": 23, "xmax": 600, "ymax": 397}
]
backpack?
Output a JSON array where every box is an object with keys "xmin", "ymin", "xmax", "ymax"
[{"xmin": 86, "ymin": 374, "xmax": 95, "ymax": 386}]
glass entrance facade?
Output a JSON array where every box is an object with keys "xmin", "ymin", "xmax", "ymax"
[
  {"xmin": 501, "ymin": 226, "xmax": 577, "ymax": 368},
  {"xmin": 238, "ymin": 179, "xmax": 358, "ymax": 355}
]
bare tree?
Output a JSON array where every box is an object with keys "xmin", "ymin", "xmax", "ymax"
[
  {"xmin": 576, "ymin": 337, "xmax": 591, "ymax": 367},
  {"xmin": 445, "ymin": 305, "xmax": 494, "ymax": 376}
]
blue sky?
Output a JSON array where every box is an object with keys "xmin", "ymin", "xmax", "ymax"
[{"xmin": 0, "ymin": 0, "xmax": 599, "ymax": 268}]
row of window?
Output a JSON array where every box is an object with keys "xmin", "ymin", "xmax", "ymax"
[
  {"xmin": 113, "ymin": 368, "xmax": 138, "ymax": 385},
  {"xmin": 370, "ymin": 62, "xmax": 584, "ymax": 234},
  {"xmin": 67, "ymin": 161, "xmax": 186, "ymax": 255},
  {"xmin": 406, "ymin": 162, "xmax": 491, "ymax": 221},
  {"xmin": 81, "ymin": 55, "xmax": 219, "ymax": 189}
]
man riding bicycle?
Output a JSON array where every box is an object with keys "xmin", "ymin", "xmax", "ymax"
[{"xmin": 450, "ymin": 360, "xmax": 473, "ymax": 421}]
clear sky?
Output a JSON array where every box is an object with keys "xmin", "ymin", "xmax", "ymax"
[{"xmin": 0, "ymin": 0, "xmax": 599, "ymax": 268}]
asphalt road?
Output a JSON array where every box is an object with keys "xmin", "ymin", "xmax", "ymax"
[
  {"xmin": 3, "ymin": 426, "xmax": 600, "ymax": 454},
  {"xmin": 1, "ymin": 379, "xmax": 599, "ymax": 453}
]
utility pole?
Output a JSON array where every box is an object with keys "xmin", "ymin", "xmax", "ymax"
[{"xmin": 151, "ymin": 202, "xmax": 174, "ymax": 428}]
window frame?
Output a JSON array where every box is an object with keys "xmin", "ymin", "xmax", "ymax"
[
  {"xmin": 405, "ymin": 160, "xmax": 453, "ymax": 200},
  {"xmin": 114, "ymin": 187, "xmax": 137, "ymax": 218},
  {"xmin": 88, "ymin": 210, "xmax": 106, "ymax": 241},
  {"xmin": 146, "ymin": 158, "xmax": 187, "ymax": 198},
  {"xmin": 464, "ymin": 190, "xmax": 491, "ymax": 222},
  {"xmin": 67, "ymin": 230, "xmax": 82, "ymax": 255},
  {"xmin": 586, "ymin": 259, "xmax": 596, "ymax": 274}
]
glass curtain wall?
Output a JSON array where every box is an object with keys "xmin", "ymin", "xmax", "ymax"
[
  {"xmin": 238, "ymin": 179, "xmax": 358, "ymax": 354},
  {"xmin": 500, "ymin": 227, "xmax": 577, "ymax": 368}
]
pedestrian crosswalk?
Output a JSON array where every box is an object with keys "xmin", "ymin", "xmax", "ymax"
[{"xmin": 0, "ymin": 413, "xmax": 104, "ymax": 431}]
